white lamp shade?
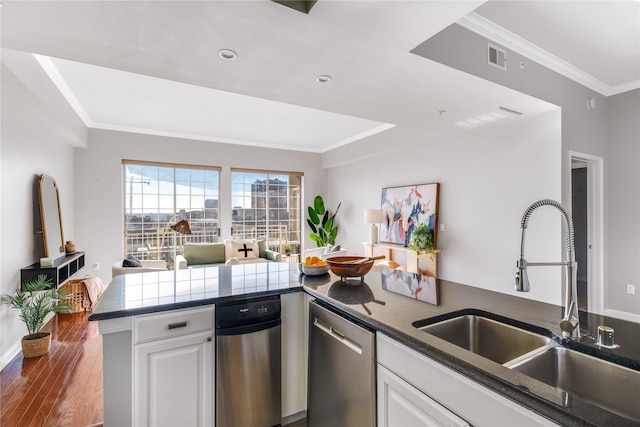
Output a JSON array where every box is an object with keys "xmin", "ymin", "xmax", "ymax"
[{"xmin": 364, "ymin": 209, "xmax": 384, "ymax": 224}]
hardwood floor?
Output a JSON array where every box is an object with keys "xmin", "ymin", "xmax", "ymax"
[{"xmin": 0, "ymin": 312, "xmax": 103, "ymax": 427}]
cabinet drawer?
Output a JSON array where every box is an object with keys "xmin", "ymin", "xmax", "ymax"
[{"xmin": 135, "ymin": 306, "xmax": 214, "ymax": 343}]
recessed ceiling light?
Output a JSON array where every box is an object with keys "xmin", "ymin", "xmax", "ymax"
[
  {"xmin": 316, "ymin": 75, "xmax": 332, "ymax": 83},
  {"xmin": 218, "ymin": 49, "xmax": 237, "ymax": 61}
]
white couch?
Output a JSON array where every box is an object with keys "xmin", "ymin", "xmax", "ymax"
[
  {"xmin": 175, "ymin": 241, "xmax": 282, "ymax": 269},
  {"xmin": 112, "ymin": 259, "xmax": 168, "ymax": 277},
  {"xmin": 302, "ymin": 246, "xmax": 347, "ymax": 261}
]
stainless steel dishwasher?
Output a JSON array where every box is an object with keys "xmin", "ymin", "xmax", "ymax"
[
  {"xmin": 308, "ymin": 300, "xmax": 376, "ymax": 427},
  {"xmin": 216, "ymin": 296, "xmax": 281, "ymax": 427}
]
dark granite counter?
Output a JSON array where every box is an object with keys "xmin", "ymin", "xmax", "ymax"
[
  {"xmin": 304, "ymin": 268, "xmax": 640, "ymax": 427},
  {"xmin": 88, "ymin": 262, "xmax": 301, "ymax": 321},
  {"xmin": 89, "ymin": 263, "xmax": 640, "ymax": 426}
]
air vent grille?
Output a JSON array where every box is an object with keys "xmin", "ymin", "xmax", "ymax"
[{"xmin": 488, "ymin": 43, "xmax": 507, "ymax": 71}]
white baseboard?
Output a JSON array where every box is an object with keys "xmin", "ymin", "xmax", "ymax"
[
  {"xmin": 604, "ymin": 308, "xmax": 640, "ymax": 324},
  {"xmin": 0, "ymin": 340, "xmax": 22, "ymax": 372}
]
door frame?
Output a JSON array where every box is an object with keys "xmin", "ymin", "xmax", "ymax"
[{"xmin": 569, "ymin": 151, "xmax": 604, "ymax": 314}]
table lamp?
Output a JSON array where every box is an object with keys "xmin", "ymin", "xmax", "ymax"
[{"xmin": 364, "ymin": 209, "xmax": 383, "ymax": 244}]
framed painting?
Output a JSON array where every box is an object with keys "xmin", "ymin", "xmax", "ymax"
[
  {"xmin": 380, "ymin": 182, "xmax": 439, "ymax": 246},
  {"xmin": 380, "ymin": 269, "xmax": 439, "ymax": 305}
]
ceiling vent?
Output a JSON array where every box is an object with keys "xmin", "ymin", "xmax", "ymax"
[{"xmin": 487, "ymin": 42, "xmax": 507, "ymax": 71}]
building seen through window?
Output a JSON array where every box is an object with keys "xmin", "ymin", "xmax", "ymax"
[{"xmin": 231, "ymin": 170, "xmax": 302, "ymax": 254}]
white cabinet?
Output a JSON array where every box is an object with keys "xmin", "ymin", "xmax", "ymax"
[
  {"xmin": 377, "ymin": 333, "xmax": 558, "ymax": 427},
  {"xmin": 133, "ymin": 306, "xmax": 215, "ymax": 427},
  {"xmin": 378, "ymin": 364, "xmax": 469, "ymax": 427}
]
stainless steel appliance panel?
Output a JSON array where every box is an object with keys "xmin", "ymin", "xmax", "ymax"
[
  {"xmin": 216, "ymin": 297, "xmax": 281, "ymax": 427},
  {"xmin": 308, "ymin": 301, "xmax": 376, "ymax": 427}
]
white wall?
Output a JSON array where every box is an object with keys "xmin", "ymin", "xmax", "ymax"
[
  {"xmin": 74, "ymin": 129, "xmax": 326, "ymax": 285},
  {"xmin": 0, "ymin": 65, "xmax": 77, "ymax": 366},
  {"xmin": 606, "ymin": 89, "xmax": 640, "ymax": 314},
  {"xmin": 404, "ymin": 23, "xmax": 639, "ymax": 318},
  {"xmin": 328, "ymin": 110, "xmax": 563, "ymax": 305}
]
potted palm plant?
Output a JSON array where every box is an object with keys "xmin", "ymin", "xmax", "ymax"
[{"xmin": 1, "ymin": 274, "xmax": 71, "ymax": 358}]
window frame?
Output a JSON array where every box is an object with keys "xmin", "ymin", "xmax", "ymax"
[
  {"xmin": 230, "ymin": 168, "xmax": 303, "ymax": 254},
  {"xmin": 122, "ymin": 160, "xmax": 221, "ymax": 266}
]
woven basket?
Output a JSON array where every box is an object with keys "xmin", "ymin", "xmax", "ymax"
[
  {"xmin": 59, "ymin": 278, "xmax": 87, "ymax": 313},
  {"xmin": 22, "ymin": 332, "xmax": 51, "ymax": 358}
]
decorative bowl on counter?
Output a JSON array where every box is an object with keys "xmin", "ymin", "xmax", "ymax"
[
  {"xmin": 325, "ymin": 256, "xmax": 381, "ymax": 281},
  {"xmin": 299, "ymin": 263, "xmax": 330, "ymax": 276}
]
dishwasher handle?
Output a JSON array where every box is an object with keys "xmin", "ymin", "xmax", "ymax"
[{"xmin": 313, "ymin": 317, "xmax": 363, "ymax": 355}]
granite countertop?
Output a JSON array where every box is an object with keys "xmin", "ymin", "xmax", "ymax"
[
  {"xmin": 304, "ymin": 268, "xmax": 640, "ymax": 427},
  {"xmin": 89, "ymin": 263, "xmax": 640, "ymax": 426},
  {"xmin": 88, "ymin": 262, "xmax": 301, "ymax": 321}
]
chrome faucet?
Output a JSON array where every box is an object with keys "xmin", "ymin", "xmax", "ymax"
[{"xmin": 516, "ymin": 199, "xmax": 580, "ymax": 338}]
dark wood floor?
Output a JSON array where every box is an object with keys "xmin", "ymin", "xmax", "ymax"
[
  {"xmin": 0, "ymin": 311, "xmax": 308, "ymax": 427},
  {"xmin": 0, "ymin": 312, "xmax": 103, "ymax": 427}
]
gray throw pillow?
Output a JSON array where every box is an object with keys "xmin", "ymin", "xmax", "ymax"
[{"xmin": 123, "ymin": 255, "xmax": 142, "ymax": 267}]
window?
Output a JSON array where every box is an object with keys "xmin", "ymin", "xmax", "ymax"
[
  {"xmin": 231, "ymin": 169, "xmax": 302, "ymax": 253},
  {"xmin": 123, "ymin": 160, "xmax": 220, "ymax": 267}
]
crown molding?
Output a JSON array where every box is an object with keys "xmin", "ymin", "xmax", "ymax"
[{"xmin": 457, "ymin": 12, "xmax": 636, "ymax": 97}]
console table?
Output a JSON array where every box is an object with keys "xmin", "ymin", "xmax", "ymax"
[
  {"xmin": 20, "ymin": 252, "xmax": 86, "ymax": 290},
  {"xmin": 362, "ymin": 243, "xmax": 438, "ymax": 276}
]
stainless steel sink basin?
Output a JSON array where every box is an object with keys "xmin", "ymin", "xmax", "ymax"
[
  {"xmin": 414, "ymin": 313, "xmax": 553, "ymax": 364},
  {"xmin": 509, "ymin": 346, "xmax": 640, "ymax": 421}
]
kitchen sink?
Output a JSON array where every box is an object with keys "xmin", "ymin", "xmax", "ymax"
[
  {"xmin": 414, "ymin": 311, "xmax": 640, "ymax": 422},
  {"xmin": 509, "ymin": 346, "xmax": 640, "ymax": 421},
  {"xmin": 413, "ymin": 312, "xmax": 553, "ymax": 364}
]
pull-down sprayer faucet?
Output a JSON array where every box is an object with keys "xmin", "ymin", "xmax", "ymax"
[{"xmin": 516, "ymin": 199, "xmax": 580, "ymax": 338}]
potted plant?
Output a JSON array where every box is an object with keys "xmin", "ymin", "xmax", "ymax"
[
  {"xmin": 1, "ymin": 274, "xmax": 72, "ymax": 358},
  {"xmin": 407, "ymin": 223, "xmax": 436, "ymax": 259},
  {"xmin": 283, "ymin": 245, "xmax": 293, "ymax": 256},
  {"xmin": 307, "ymin": 195, "xmax": 341, "ymax": 247}
]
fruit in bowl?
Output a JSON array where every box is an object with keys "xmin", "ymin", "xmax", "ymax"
[{"xmin": 299, "ymin": 256, "xmax": 330, "ymax": 276}]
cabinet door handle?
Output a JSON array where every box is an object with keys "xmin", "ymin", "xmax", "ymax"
[{"xmin": 167, "ymin": 321, "xmax": 188, "ymax": 330}]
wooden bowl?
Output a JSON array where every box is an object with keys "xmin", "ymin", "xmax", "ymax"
[{"xmin": 325, "ymin": 256, "xmax": 374, "ymax": 281}]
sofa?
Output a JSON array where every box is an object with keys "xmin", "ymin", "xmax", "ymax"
[
  {"xmin": 175, "ymin": 240, "xmax": 282, "ymax": 269},
  {"xmin": 112, "ymin": 259, "xmax": 168, "ymax": 277},
  {"xmin": 302, "ymin": 245, "xmax": 347, "ymax": 262}
]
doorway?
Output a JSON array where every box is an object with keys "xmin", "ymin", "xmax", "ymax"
[
  {"xmin": 569, "ymin": 152, "xmax": 604, "ymax": 314},
  {"xmin": 572, "ymin": 166, "xmax": 588, "ymax": 310}
]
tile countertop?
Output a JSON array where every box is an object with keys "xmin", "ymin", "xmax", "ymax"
[{"xmin": 89, "ymin": 263, "xmax": 640, "ymax": 426}]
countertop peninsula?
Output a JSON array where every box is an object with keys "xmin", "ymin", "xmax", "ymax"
[{"xmin": 89, "ymin": 262, "xmax": 640, "ymax": 426}]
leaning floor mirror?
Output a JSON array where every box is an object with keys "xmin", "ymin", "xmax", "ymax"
[{"xmin": 38, "ymin": 174, "xmax": 66, "ymax": 261}]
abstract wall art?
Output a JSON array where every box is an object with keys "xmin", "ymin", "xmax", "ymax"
[{"xmin": 380, "ymin": 183, "xmax": 439, "ymax": 246}]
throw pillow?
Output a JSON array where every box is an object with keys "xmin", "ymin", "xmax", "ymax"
[
  {"xmin": 257, "ymin": 239, "xmax": 266, "ymax": 259},
  {"xmin": 122, "ymin": 255, "xmax": 142, "ymax": 267},
  {"xmin": 322, "ymin": 244, "xmax": 341, "ymax": 255},
  {"xmin": 225, "ymin": 239, "xmax": 258, "ymax": 260},
  {"xmin": 183, "ymin": 242, "xmax": 225, "ymax": 265}
]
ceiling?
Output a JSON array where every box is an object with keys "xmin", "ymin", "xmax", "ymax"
[{"xmin": 1, "ymin": 1, "xmax": 637, "ymax": 152}]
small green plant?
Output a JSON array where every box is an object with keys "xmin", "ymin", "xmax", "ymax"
[
  {"xmin": 283, "ymin": 245, "xmax": 292, "ymax": 254},
  {"xmin": 307, "ymin": 195, "xmax": 341, "ymax": 247},
  {"xmin": 407, "ymin": 223, "xmax": 435, "ymax": 258},
  {"xmin": 1, "ymin": 275, "xmax": 72, "ymax": 339}
]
